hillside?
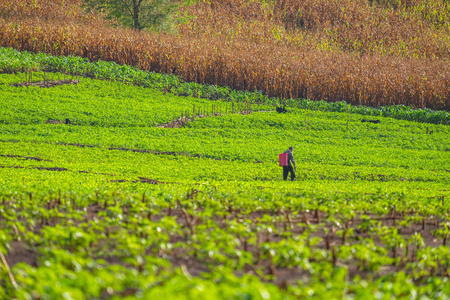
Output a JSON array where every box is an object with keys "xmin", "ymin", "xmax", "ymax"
[
  {"xmin": 0, "ymin": 0, "xmax": 449, "ymax": 109},
  {"xmin": 0, "ymin": 48, "xmax": 450, "ymax": 297},
  {"xmin": 1, "ymin": 2, "xmax": 450, "ymax": 297}
]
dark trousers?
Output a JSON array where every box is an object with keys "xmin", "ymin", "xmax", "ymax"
[{"xmin": 283, "ymin": 166, "xmax": 295, "ymax": 181}]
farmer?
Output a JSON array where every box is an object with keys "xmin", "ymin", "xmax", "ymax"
[{"xmin": 283, "ymin": 147, "xmax": 296, "ymax": 181}]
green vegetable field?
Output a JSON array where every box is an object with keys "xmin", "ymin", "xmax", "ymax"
[{"xmin": 1, "ymin": 48, "xmax": 450, "ymax": 299}]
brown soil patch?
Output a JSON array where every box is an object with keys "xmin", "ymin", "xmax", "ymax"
[
  {"xmin": 63, "ymin": 143, "xmax": 95, "ymax": 148},
  {"xmin": 0, "ymin": 164, "xmax": 113, "ymax": 176},
  {"xmin": 11, "ymin": 79, "xmax": 79, "ymax": 88},
  {"xmin": 5, "ymin": 241, "xmax": 37, "ymax": 268},
  {"xmin": 34, "ymin": 166, "xmax": 68, "ymax": 171},
  {"xmin": 108, "ymin": 147, "xmax": 225, "ymax": 161},
  {"xmin": 108, "ymin": 147, "xmax": 172, "ymax": 154},
  {"xmin": 0, "ymin": 154, "xmax": 52, "ymax": 162},
  {"xmin": 157, "ymin": 110, "xmax": 253, "ymax": 128},
  {"xmin": 110, "ymin": 177, "xmax": 174, "ymax": 184},
  {"xmin": 157, "ymin": 115, "xmax": 215, "ymax": 128}
]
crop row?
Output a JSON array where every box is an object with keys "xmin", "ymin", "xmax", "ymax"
[
  {"xmin": 1, "ymin": 120, "xmax": 448, "ymax": 173},
  {"xmin": 0, "ymin": 134, "xmax": 448, "ymax": 199},
  {"xmin": 1, "ymin": 187, "xmax": 450, "ymax": 299}
]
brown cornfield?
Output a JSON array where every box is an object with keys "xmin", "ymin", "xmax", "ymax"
[{"xmin": 0, "ymin": 0, "xmax": 449, "ymax": 110}]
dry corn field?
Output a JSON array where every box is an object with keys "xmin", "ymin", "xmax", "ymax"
[{"xmin": 0, "ymin": 0, "xmax": 449, "ymax": 110}]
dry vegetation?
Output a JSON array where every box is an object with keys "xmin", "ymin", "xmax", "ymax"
[{"xmin": 0, "ymin": 0, "xmax": 449, "ymax": 110}]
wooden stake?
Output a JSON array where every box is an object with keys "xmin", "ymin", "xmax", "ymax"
[
  {"xmin": 0, "ymin": 251, "xmax": 18, "ymax": 289},
  {"xmin": 346, "ymin": 105, "xmax": 349, "ymax": 130},
  {"xmin": 392, "ymin": 205, "xmax": 396, "ymax": 227}
]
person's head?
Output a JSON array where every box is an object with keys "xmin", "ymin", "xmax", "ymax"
[{"xmin": 289, "ymin": 147, "xmax": 294, "ymax": 152}]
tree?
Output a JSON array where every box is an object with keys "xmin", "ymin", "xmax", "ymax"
[{"xmin": 83, "ymin": 0, "xmax": 180, "ymax": 31}]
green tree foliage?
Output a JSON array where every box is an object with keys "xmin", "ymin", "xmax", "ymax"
[{"xmin": 82, "ymin": 0, "xmax": 180, "ymax": 31}]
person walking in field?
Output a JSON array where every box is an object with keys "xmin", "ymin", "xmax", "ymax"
[{"xmin": 282, "ymin": 147, "xmax": 296, "ymax": 181}]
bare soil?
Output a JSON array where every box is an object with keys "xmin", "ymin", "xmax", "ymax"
[
  {"xmin": 0, "ymin": 154, "xmax": 52, "ymax": 162},
  {"xmin": 11, "ymin": 79, "xmax": 79, "ymax": 88}
]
